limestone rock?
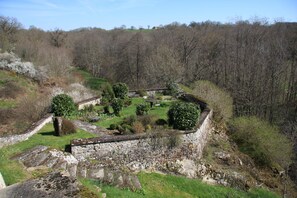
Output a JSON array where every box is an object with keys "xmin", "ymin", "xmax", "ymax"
[
  {"xmin": 13, "ymin": 146, "xmax": 78, "ymax": 177},
  {"xmin": 0, "ymin": 172, "xmax": 80, "ymax": 198}
]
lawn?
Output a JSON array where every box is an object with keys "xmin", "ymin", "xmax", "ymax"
[
  {"xmin": 94, "ymin": 97, "xmax": 172, "ymax": 128},
  {"xmin": 0, "ymin": 123, "xmax": 96, "ymax": 185},
  {"xmin": 81, "ymin": 172, "xmax": 280, "ymax": 198}
]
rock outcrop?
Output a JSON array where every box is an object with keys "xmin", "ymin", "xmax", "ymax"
[{"xmin": 0, "ymin": 171, "xmax": 80, "ymax": 198}]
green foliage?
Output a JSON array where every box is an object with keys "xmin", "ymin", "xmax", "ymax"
[
  {"xmin": 123, "ymin": 97, "xmax": 132, "ymax": 107},
  {"xmin": 112, "ymin": 82, "xmax": 128, "ymax": 99},
  {"xmin": 192, "ymin": 80, "xmax": 233, "ymax": 122},
  {"xmin": 123, "ymin": 115, "xmax": 137, "ymax": 125},
  {"xmin": 111, "ymin": 98, "xmax": 123, "ymax": 116},
  {"xmin": 229, "ymin": 116, "xmax": 294, "ymax": 168},
  {"xmin": 101, "ymin": 82, "xmax": 115, "ymax": 102},
  {"xmin": 136, "ymin": 104, "xmax": 150, "ymax": 116},
  {"xmin": 95, "ymin": 98, "xmax": 171, "ymax": 129},
  {"xmin": 51, "ymin": 94, "xmax": 76, "ymax": 117},
  {"xmin": 103, "ymin": 105, "xmax": 110, "ymax": 114},
  {"xmin": 168, "ymin": 102, "xmax": 200, "ymax": 130},
  {"xmin": 164, "ymin": 81, "xmax": 179, "ymax": 97},
  {"xmin": 109, "ymin": 123, "xmax": 118, "ymax": 130},
  {"xmin": 155, "ymin": 118, "xmax": 168, "ymax": 126}
]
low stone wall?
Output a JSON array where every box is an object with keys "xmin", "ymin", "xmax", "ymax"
[
  {"xmin": 71, "ymin": 109, "xmax": 213, "ymax": 161},
  {"xmin": 77, "ymin": 96, "xmax": 101, "ymax": 110},
  {"xmin": 0, "ymin": 114, "xmax": 53, "ymax": 148}
]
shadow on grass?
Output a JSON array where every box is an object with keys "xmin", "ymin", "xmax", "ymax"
[{"xmin": 40, "ymin": 131, "xmax": 56, "ymax": 136}]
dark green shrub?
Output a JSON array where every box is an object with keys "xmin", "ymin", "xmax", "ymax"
[
  {"xmin": 102, "ymin": 82, "xmax": 115, "ymax": 102},
  {"xmin": 111, "ymin": 98, "xmax": 123, "ymax": 116},
  {"xmin": 112, "ymin": 83, "xmax": 128, "ymax": 99},
  {"xmin": 156, "ymin": 118, "xmax": 168, "ymax": 126},
  {"xmin": 51, "ymin": 94, "xmax": 76, "ymax": 117},
  {"xmin": 229, "ymin": 117, "xmax": 293, "ymax": 168},
  {"xmin": 123, "ymin": 97, "xmax": 132, "ymax": 107},
  {"xmin": 109, "ymin": 123, "xmax": 118, "ymax": 130},
  {"xmin": 121, "ymin": 124, "xmax": 133, "ymax": 133},
  {"xmin": 168, "ymin": 102, "xmax": 200, "ymax": 130},
  {"xmin": 136, "ymin": 104, "xmax": 150, "ymax": 116},
  {"xmin": 103, "ymin": 105, "xmax": 110, "ymax": 114},
  {"xmin": 124, "ymin": 115, "xmax": 137, "ymax": 125},
  {"xmin": 60, "ymin": 118, "xmax": 76, "ymax": 136}
]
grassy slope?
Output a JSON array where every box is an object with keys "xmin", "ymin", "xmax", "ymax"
[
  {"xmin": 95, "ymin": 98, "xmax": 172, "ymax": 128},
  {"xmin": 0, "ymin": 124, "xmax": 96, "ymax": 185},
  {"xmin": 0, "ymin": 70, "xmax": 38, "ymax": 109},
  {"xmin": 82, "ymin": 173, "xmax": 279, "ymax": 198}
]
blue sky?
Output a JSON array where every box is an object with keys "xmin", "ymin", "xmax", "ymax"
[{"xmin": 0, "ymin": 0, "xmax": 296, "ymax": 30}]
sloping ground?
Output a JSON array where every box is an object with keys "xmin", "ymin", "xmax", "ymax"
[
  {"xmin": 0, "ymin": 70, "xmax": 43, "ymax": 136},
  {"xmin": 201, "ymin": 124, "xmax": 297, "ymax": 197}
]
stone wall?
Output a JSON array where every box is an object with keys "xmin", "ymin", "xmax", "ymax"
[
  {"xmin": 77, "ymin": 96, "xmax": 101, "ymax": 110},
  {"xmin": 71, "ymin": 109, "xmax": 213, "ymax": 161},
  {"xmin": 0, "ymin": 114, "xmax": 53, "ymax": 148}
]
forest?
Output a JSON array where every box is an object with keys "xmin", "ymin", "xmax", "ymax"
[{"xmin": 1, "ymin": 15, "xmax": 296, "ymax": 160}]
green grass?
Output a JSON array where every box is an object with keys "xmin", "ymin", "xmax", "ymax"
[
  {"xmin": 95, "ymin": 98, "xmax": 172, "ymax": 128},
  {"xmin": 0, "ymin": 99, "xmax": 16, "ymax": 109},
  {"xmin": 82, "ymin": 172, "xmax": 280, "ymax": 198},
  {"xmin": 0, "ymin": 123, "xmax": 96, "ymax": 185},
  {"xmin": 73, "ymin": 68, "xmax": 107, "ymax": 90}
]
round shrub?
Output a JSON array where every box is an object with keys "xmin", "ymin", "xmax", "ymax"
[
  {"xmin": 136, "ymin": 104, "xmax": 150, "ymax": 116},
  {"xmin": 111, "ymin": 98, "xmax": 123, "ymax": 116},
  {"xmin": 112, "ymin": 83, "xmax": 128, "ymax": 99},
  {"xmin": 51, "ymin": 94, "xmax": 76, "ymax": 117},
  {"xmin": 168, "ymin": 102, "xmax": 200, "ymax": 130},
  {"xmin": 109, "ymin": 124, "xmax": 118, "ymax": 130}
]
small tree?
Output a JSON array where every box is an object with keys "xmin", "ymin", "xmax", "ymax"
[
  {"xmin": 101, "ymin": 82, "xmax": 115, "ymax": 103},
  {"xmin": 165, "ymin": 81, "xmax": 179, "ymax": 97},
  {"xmin": 111, "ymin": 98, "xmax": 123, "ymax": 116},
  {"xmin": 113, "ymin": 83, "xmax": 128, "ymax": 99},
  {"xmin": 136, "ymin": 104, "xmax": 150, "ymax": 116},
  {"xmin": 51, "ymin": 94, "xmax": 76, "ymax": 117},
  {"xmin": 168, "ymin": 102, "xmax": 200, "ymax": 130}
]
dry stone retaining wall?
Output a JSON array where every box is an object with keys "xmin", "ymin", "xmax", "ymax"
[
  {"xmin": 0, "ymin": 114, "xmax": 53, "ymax": 148},
  {"xmin": 71, "ymin": 109, "xmax": 213, "ymax": 161}
]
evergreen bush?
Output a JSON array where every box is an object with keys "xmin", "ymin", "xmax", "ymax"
[
  {"xmin": 112, "ymin": 82, "xmax": 128, "ymax": 99},
  {"xmin": 168, "ymin": 102, "xmax": 200, "ymax": 130},
  {"xmin": 51, "ymin": 94, "xmax": 76, "ymax": 117},
  {"xmin": 136, "ymin": 104, "xmax": 150, "ymax": 116},
  {"xmin": 111, "ymin": 98, "xmax": 123, "ymax": 116}
]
